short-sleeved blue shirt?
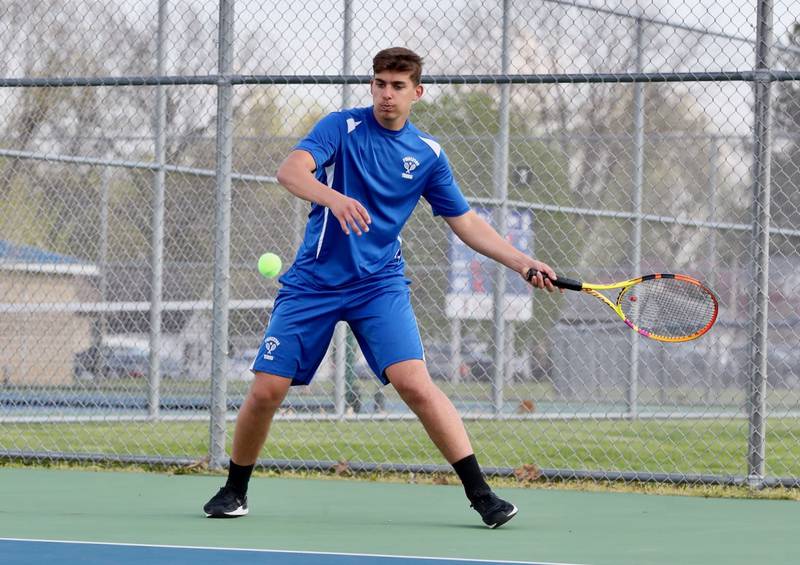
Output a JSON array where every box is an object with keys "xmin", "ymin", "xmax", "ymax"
[{"xmin": 281, "ymin": 106, "xmax": 470, "ymax": 289}]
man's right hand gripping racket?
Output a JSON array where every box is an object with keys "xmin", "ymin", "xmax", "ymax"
[{"xmin": 526, "ymin": 269, "xmax": 719, "ymax": 343}]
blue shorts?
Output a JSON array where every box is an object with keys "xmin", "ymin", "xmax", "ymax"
[{"xmin": 251, "ymin": 278, "xmax": 423, "ymax": 386}]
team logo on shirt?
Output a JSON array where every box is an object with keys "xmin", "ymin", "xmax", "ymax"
[
  {"xmin": 402, "ymin": 156, "xmax": 419, "ymax": 179},
  {"xmin": 263, "ymin": 336, "xmax": 280, "ymax": 361}
]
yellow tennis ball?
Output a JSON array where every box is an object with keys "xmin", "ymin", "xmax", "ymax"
[{"xmin": 257, "ymin": 252, "xmax": 282, "ymax": 278}]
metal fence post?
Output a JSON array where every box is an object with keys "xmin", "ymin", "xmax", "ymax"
[
  {"xmin": 628, "ymin": 15, "xmax": 645, "ymax": 418},
  {"xmin": 209, "ymin": 0, "xmax": 236, "ymax": 471},
  {"xmin": 342, "ymin": 0, "xmax": 353, "ymax": 108},
  {"xmin": 334, "ymin": 323, "xmax": 347, "ymax": 418},
  {"xmin": 148, "ymin": 0, "xmax": 168, "ymax": 420},
  {"xmin": 491, "ymin": 0, "xmax": 511, "ymax": 414},
  {"xmin": 747, "ymin": 0, "xmax": 774, "ymax": 488},
  {"xmin": 704, "ymin": 137, "xmax": 721, "ymax": 404},
  {"xmin": 335, "ymin": 0, "xmax": 357, "ymax": 416}
]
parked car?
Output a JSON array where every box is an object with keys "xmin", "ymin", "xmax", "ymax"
[
  {"xmin": 351, "ymin": 343, "xmax": 473, "ymax": 381},
  {"xmin": 738, "ymin": 344, "xmax": 800, "ymax": 388},
  {"xmin": 423, "ymin": 342, "xmax": 494, "ymax": 382},
  {"xmin": 348, "ymin": 341, "xmax": 527, "ymax": 382},
  {"xmin": 73, "ymin": 344, "xmax": 180, "ymax": 380}
]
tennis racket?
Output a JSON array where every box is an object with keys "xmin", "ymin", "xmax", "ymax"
[{"xmin": 526, "ymin": 269, "xmax": 719, "ymax": 343}]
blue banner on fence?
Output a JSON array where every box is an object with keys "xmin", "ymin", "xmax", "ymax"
[{"xmin": 446, "ymin": 207, "xmax": 533, "ymax": 321}]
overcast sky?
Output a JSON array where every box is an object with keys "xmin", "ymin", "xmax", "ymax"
[
  {"xmin": 4, "ymin": 0, "xmax": 795, "ymax": 137},
  {"xmin": 121, "ymin": 1, "xmax": 798, "ymax": 75}
]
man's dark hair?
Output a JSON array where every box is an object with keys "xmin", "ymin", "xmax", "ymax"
[{"xmin": 372, "ymin": 47, "xmax": 423, "ymax": 85}]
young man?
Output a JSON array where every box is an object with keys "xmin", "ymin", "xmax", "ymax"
[{"xmin": 203, "ymin": 47, "xmax": 557, "ymax": 528}]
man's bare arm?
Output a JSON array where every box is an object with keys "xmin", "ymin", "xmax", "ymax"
[
  {"xmin": 444, "ymin": 210, "xmax": 557, "ymax": 290},
  {"xmin": 276, "ymin": 150, "xmax": 371, "ymax": 236}
]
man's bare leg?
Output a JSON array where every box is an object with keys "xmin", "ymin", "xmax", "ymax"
[
  {"xmin": 386, "ymin": 359, "xmax": 518, "ymax": 528},
  {"xmin": 384, "ymin": 359, "xmax": 472, "ymax": 463},
  {"xmin": 204, "ymin": 372, "xmax": 290, "ymax": 518},
  {"xmin": 231, "ymin": 372, "xmax": 292, "ymax": 465}
]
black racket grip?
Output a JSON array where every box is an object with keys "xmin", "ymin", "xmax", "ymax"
[{"xmin": 525, "ymin": 269, "xmax": 583, "ymax": 291}]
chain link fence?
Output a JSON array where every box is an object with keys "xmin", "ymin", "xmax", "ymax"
[{"xmin": 1, "ymin": 0, "xmax": 799, "ymax": 487}]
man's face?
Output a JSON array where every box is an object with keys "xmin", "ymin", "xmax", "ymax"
[{"xmin": 370, "ymin": 70, "xmax": 424, "ymax": 129}]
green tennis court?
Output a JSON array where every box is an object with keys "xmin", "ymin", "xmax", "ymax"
[{"xmin": 1, "ymin": 467, "xmax": 797, "ymax": 565}]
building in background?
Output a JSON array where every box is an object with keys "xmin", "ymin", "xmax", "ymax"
[{"xmin": 0, "ymin": 240, "xmax": 98, "ymax": 385}]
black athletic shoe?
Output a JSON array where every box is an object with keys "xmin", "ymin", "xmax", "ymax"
[
  {"xmin": 203, "ymin": 486, "xmax": 249, "ymax": 518},
  {"xmin": 470, "ymin": 492, "xmax": 518, "ymax": 528}
]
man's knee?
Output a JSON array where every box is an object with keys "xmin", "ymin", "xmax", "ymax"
[
  {"xmin": 247, "ymin": 373, "xmax": 290, "ymax": 409},
  {"xmin": 387, "ymin": 361, "xmax": 435, "ymax": 404}
]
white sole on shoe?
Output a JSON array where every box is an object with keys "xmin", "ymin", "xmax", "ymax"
[
  {"xmin": 487, "ymin": 504, "xmax": 518, "ymax": 529},
  {"xmin": 205, "ymin": 506, "xmax": 249, "ymax": 518}
]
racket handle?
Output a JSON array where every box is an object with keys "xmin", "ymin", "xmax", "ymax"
[{"xmin": 525, "ymin": 269, "xmax": 583, "ymax": 291}]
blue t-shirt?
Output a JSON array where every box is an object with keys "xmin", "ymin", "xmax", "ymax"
[{"xmin": 281, "ymin": 106, "xmax": 470, "ymax": 289}]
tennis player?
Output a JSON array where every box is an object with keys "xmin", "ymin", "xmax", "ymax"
[{"xmin": 203, "ymin": 47, "xmax": 557, "ymax": 528}]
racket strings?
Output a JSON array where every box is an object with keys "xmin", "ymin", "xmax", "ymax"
[{"xmin": 619, "ymin": 278, "xmax": 716, "ymax": 338}]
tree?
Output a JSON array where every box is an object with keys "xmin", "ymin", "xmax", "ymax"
[
  {"xmin": 0, "ymin": 0, "xmax": 301, "ymax": 337},
  {"xmin": 772, "ymin": 23, "xmax": 800, "ymax": 239},
  {"xmin": 0, "ymin": 1, "xmax": 285, "ymax": 267},
  {"xmin": 405, "ymin": 0, "xmax": 719, "ymax": 277},
  {"xmin": 0, "ymin": 1, "xmax": 140, "ymax": 258},
  {"xmin": 399, "ymin": 1, "xmax": 737, "ymax": 384}
]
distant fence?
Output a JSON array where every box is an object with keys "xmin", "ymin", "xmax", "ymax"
[{"xmin": 1, "ymin": 0, "xmax": 799, "ymax": 487}]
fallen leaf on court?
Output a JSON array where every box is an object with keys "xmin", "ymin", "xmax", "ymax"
[
  {"xmin": 513, "ymin": 464, "xmax": 542, "ymax": 482},
  {"xmin": 517, "ymin": 399, "xmax": 535, "ymax": 413},
  {"xmin": 173, "ymin": 455, "xmax": 209, "ymax": 474},
  {"xmin": 334, "ymin": 460, "xmax": 351, "ymax": 475}
]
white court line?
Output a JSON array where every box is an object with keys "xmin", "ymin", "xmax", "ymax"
[{"xmin": 0, "ymin": 537, "xmax": 591, "ymax": 565}]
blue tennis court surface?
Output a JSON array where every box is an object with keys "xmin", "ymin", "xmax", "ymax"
[{"xmin": 1, "ymin": 539, "xmax": 577, "ymax": 565}]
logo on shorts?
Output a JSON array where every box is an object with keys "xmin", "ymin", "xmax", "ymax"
[
  {"xmin": 402, "ymin": 156, "xmax": 419, "ymax": 179},
  {"xmin": 263, "ymin": 336, "xmax": 280, "ymax": 361}
]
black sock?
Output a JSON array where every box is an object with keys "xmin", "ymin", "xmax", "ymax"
[
  {"xmin": 225, "ymin": 460, "xmax": 254, "ymax": 496},
  {"xmin": 452, "ymin": 454, "xmax": 491, "ymax": 501}
]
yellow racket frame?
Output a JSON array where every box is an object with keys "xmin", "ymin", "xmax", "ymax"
[{"xmin": 528, "ymin": 271, "xmax": 719, "ymax": 343}]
